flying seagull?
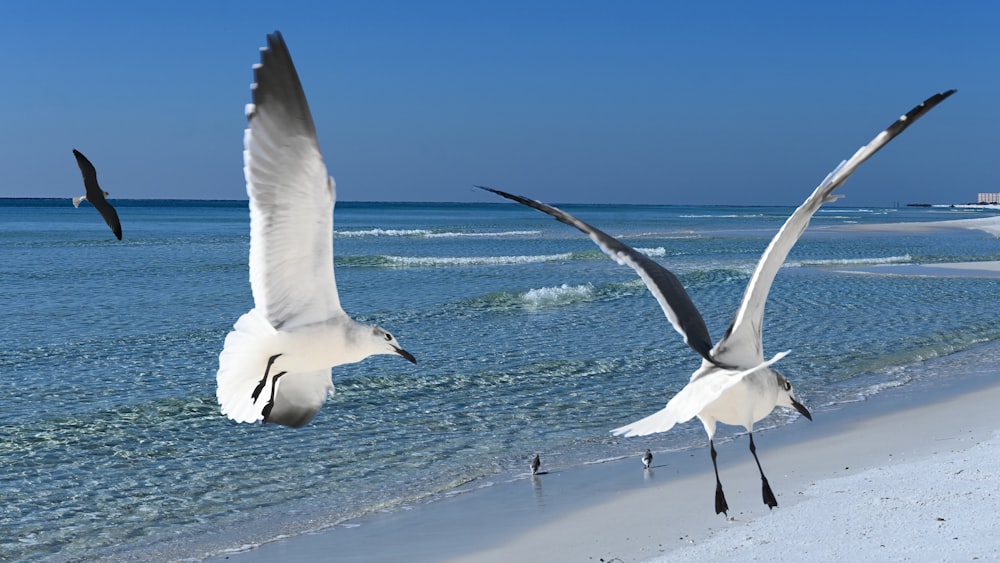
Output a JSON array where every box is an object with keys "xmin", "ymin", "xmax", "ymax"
[
  {"xmin": 216, "ymin": 32, "xmax": 416, "ymax": 428},
  {"xmin": 479, "ymin": 88, "xmax": 955, "ymax": 513},
  {"xmin": 71, "ymin": 149, "xmax": 122, "ymax": 240}
]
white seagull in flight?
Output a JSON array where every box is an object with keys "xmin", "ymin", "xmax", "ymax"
[
  {"xmin": 479, "ymin": 88, "xmax": 954, "ymax": 513},
  {"xmin": 216, "ymin": 32, "xmax": 416, "ymax": 428}
]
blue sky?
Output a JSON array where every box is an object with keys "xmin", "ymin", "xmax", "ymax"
[{"xmin": 2, "ymin": 1, "xmax": 996, "ymax": 205}]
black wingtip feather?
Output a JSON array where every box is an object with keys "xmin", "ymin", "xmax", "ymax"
[
  {"xmin": 252, "ymin": 31, "xmax": 317, "ymax": 138},
  {"xmin": 884, "ymin": 89, "xmax": 956, "ymax": 139}
]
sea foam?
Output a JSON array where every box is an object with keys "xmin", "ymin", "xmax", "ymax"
[
  {"xmin": 383, "ymin": 253, "xmax": 574, "ymax": 267},
  {"xmin": 522, "ymin": 284, "xmax": 596, "ymax": 307}
]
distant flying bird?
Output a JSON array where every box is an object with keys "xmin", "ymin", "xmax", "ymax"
[
  {"xmin": 479, "ymin": 88, "xmax": 955, "ymax": 514},
  {"xmin": 530, "ymin": 454, "xmax": 541, "ymax": 476},
  {"xmin": 642, "ymin": 449, "xmax": 653, "ymax": 470},
  {"xmin": 216, "ymin": 32, "xmax": 416, "ymax": 428},
  {"xmin": 71, "ymin": 149, "xmax": 122, "ymax": 240}
]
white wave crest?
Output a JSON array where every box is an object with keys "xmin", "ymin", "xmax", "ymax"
[
  {"xmin": 522, "ymin": 283, "xmax": 595, "ymax": 306},
  {"xmin": 336, "ymin": 229, "xmax": 432, "ymax": 237},
  {"xmin": 678, "ymin": 214, "xmax": 765, "ymax": 218},
  {"xmin": 384, "ymin": 253, "xmax": 574, "ymax": 267},
  {"xmin": 635, "ymin": 247, "xmax": 667, "ymax": 257},
  {"xmin": 336, "ymin": 229, "xmax": 543, "ymax": 239},
  {"xmin": 424, "ymin": 230, "xmax": 542, "ymax": 238}
]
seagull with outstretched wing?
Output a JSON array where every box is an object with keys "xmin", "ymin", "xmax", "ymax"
[
  {"xmin": 216, "ymin": 32, "xmax": 416, "ymax": 429},
  {"xmin": 72, "ymin": 149, "xmax": 122, "ymax": 240},
  {"xmin": 480, "ymin": 88, "xmax": 955, "ymax": 513}
]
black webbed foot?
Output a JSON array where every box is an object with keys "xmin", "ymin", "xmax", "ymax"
[
  {"xmin": 710, "ymin": 439, "xmax": 728, "ymax": 515},
  {"xmin": 260, "ymin": 371, "xmax": 286, "ymax": 425},
  {"xmin": 761, "ymin": 477, "xmax": 778, "ymax": 509},
  {"xmin": 251, "ymin": 378, "xmax": 268, "ymax": 403},
  {"xmin": 715, "ymin": 483, "xmax": 729, "ymax": 515},
  {"xmin": 252, "ymin": 354, "xmax": 283, "ymax": 403}
]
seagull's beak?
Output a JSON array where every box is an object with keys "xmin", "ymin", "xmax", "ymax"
[
  {"xmin": 395, "ymin": 346, "xmax": 417, "ymax": 364},
  {"xmin": 792, "ymin": 398, "xmax": 812, "ymax": 421}
]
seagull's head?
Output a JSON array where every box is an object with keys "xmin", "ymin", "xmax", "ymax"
[
  {"xmin": 370, "ymin": 326, "xmax": 416, "ymax": 364},
  {"xmin": 773, "ymin": 371, "xmax": 811, "ymax": 421}
]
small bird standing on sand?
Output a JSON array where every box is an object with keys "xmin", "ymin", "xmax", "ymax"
[
  {"xmin": 530, "ymin": 454, "xmax": 541, "ymax": 476},
  {"xmin": 71, "ymin": 149, "xmax": 122, "ymax": 240},
  {"xmin": 642, "ymin": 449, "xmax": 653, "ymax": 470},
  {"xmin": 480, "ymin": 89, "xmax": 955, "ymax": 515}
]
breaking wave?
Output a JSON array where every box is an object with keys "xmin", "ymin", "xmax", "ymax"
[{"xmin": 335, "ymin": 229, "xmax": 542, "ymax": 238}]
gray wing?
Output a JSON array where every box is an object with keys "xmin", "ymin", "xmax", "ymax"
[
  {"xmin": 713, "ymin": 90, "xmax": 956, "ymax": 367},
  {"xmin": 72, "ymin": 149, "xmax": 122, "ymax": 240},
  {"xmin": 478, "ymin": 186, "xmax": 723, "ymax": 367},
  {"xmin": 245, "ymin": 31, "xmax": 343, "ymax": 330}
]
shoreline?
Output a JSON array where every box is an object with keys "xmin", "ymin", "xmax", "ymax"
[{"xmin": 207, "ymin": 341, "xmax": 1000, "ymax": 562}]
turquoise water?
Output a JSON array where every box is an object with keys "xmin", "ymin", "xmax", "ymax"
[{"xmin": 2, "ymin": 199, "xmax": 999, "ymax": 561}]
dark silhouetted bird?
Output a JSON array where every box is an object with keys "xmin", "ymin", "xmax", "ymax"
[{"xmin": 72, "ymin": 149, "xmax": 122, "ymax": 240}]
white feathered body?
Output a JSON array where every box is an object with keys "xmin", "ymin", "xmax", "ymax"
[
  {"xmin": 216, "ymin": 308, "xmax": 381, "ymax": 425},
  {"xmin": 695, "ymin": 367, "xmax": 783, "ymax": 436}
]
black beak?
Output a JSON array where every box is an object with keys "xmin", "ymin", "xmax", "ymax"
[
  {"xmin": 792, "ymin": 398, "xmax": 812, "ymax": 421},
  {"xmin": 395, "ymin": 347, "xmax": 417, "ymax": 364}
]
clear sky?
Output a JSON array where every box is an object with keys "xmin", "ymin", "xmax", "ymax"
[{"xmin": 2, "ymin": 1, "xmax": 996, "ymax": 205}]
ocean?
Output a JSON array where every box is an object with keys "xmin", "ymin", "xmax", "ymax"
[{"xmin": 2, "ymin": 198, "xmax": 999, "ymax": 561}]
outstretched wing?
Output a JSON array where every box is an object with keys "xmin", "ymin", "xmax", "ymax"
[
  {"xmin": 245, "ymin": 31, "xmax": 342, "ymax": 330},
  {"xmin": 712, "ymin": 90, "xmax": 956, "ymax": 367},
  {"xmin": 478, "ymin": 186, "xmax": 723, "ymax": 367},
  {"xmin": 72, "ymin": 149, "xmax": 122, "ymax": 240}
]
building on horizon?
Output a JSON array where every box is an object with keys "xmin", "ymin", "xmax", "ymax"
[{"xmin": 977, "ymin": 193, "xmax": 1000, "ymax": 204}]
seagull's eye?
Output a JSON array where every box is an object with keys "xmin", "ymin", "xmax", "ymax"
[
  {"xmin": 384, "ymin": 333, "xmax": 393, "ymax": 341},
  {"xmin": 783, "ymin": 381, "xmax": 792, "ymax": 391}
]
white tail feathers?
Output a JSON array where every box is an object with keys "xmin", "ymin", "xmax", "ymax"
[
  {"xmin": 216, "ymin": 309, "xmax": 279, "ymax": 424},
  {"xmin": 72, "ymin": 196, "xmax": 86, "ymax": 208}
]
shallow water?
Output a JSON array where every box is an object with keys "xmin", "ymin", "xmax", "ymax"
[{"xmin": 1, "ymin": 199, "xmax": 998, "ymax": 561}]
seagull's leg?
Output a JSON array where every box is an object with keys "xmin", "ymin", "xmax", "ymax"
[
  {"xmin": 251, "ymin": 354, "xmax": 282, "ymax": 403},
  {"xmin": 749, "ymin": 433, "xmax": 778, "ymax": 509},
  {"xmin": 710, "ymin": 440, "xmax": 729, "ymax": 515},
  {"xmin": 260, "ymin": 371, "xmax": 287, "ymax": 424}
]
